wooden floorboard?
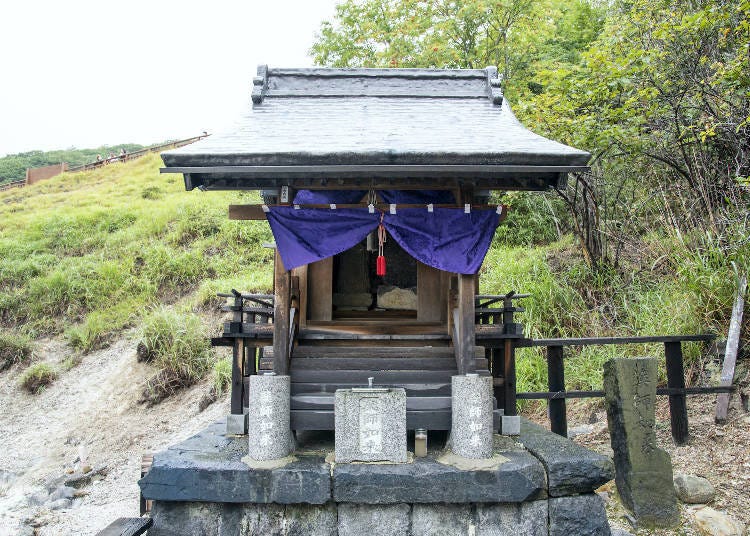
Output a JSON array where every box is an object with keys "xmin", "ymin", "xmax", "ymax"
[{"xmin": 289, "ymin": 369, "xmax": 489, "ymax": 383}]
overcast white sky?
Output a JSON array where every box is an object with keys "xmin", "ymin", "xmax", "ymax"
[{"xmin": 0, "ymin": 0, "xmax": 340, "ymax": 156}]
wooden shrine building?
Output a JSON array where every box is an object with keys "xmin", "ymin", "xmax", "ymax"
[{"xmin": 161, "ymin": 66, "xmax": 590, "ymax": 432}]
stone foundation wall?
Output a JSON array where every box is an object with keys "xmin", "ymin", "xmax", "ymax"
[{"xmin": 148, "ymin": 495, "xmax": 609, "ymax": 536}]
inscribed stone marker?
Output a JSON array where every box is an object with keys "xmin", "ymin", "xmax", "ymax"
[
  {"xmin": 604, "ymin": 358, "xmax": 679, "ymax": 528},
  {"xmin": 451, "ymin": 374, "xmax": 494, "ymax": 458},
  {"xmin": 335, "ymin": 387, "xmax": 407, "ymax": 463},
  {"xmin": 247, "ymin": 374, "xmax": 293, "ymax": 461}
]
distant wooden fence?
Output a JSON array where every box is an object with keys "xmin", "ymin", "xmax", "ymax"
[
  {"xmin": 0, "ymin": 134, "xmax": 210, "ymax": 193},
  {"xmin": 66, "ymin": 134, "xmax": 209, "ymax": 173},
  {"xmin": 0, "ymin": 179, "xmax": 26, "ymax": 192}
]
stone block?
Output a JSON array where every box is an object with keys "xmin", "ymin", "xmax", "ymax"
[
  {"xmin": 227, "ymin": 412, "xmax": 248, "ymax": 435},
  {"xmin": 333, "ymin": 450, "xmax": 544, "ymax": 503},
  {"xmin": 285, "ymin": 503, "xmax": 337, "ymax": 536},
  {"xmin": 476, "ymin": 500, "xmax": 548, "ymax": 536},
  {"xmin": 247, "ymin": 374, "xmax": 292, "ymax": 461},
  {"xmin": 501, "ymin": 415, "xmax": 521, "ymax": 436},
  {"xmin": 412, "ymin": 504, "xmax": 473, "ymax": 536},
  {"xmin": 519, "ymin": 419, "xmax": 614, "ymax": 496},
  {"xmin": 604, "ymin": 358, "xmax": 679, "ymax": 528},
  {"xmin": 139, "ymin": 422, "xmax": 330, "ymax": 504},
  {"xmin": 548, "ymin": 495, "xmax": 611, "ymax": 536},
  {"xmin": 451, "ymin": 374, "xmax": 493, "ymax": 458},
  {"xmin": 148, "ymin": 501, "xmax": 243, "ymax": 536},
  {"xmin": 335, "ymin": 388, "xmax": 407, "ymax": 463},
  {"xmin": 337, "ymin": 503, "xmax": 410, "ymax": 536},
  {"xmin": 240, "ymin": 503, "xmax": 285, "ymax": 535}
]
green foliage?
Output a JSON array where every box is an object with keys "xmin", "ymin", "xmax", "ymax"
[
  {"xmin": 212, "ymin": 358, "xmax": 232, "ymax": 396},
  {"xmin": 0, "ymin": 332, "xmax": 33, "ymax": 371},
  {"xmin": 138, "ymin": 307, "xmax": 213, "ymax": 405},
  {"xmin": 0, "ymin": 143, "xmax": 146, "ymax": 183},
  {"xmin": 19, "ymin": 363, "xmax": 57, "ymax": 394}
]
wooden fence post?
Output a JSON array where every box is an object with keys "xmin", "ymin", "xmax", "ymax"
[
  {"xmin": 230, "ymin": 292, "xmax": 244, "ymax": 415},
  {"xmin": 273, "ymin": 250, "xmax": 291, "ymax": 375},
  {"xmin": 716, "ymin": 274, "xmax": 746, "ymax": 423},
  {"xmin": 664, "ymin": 341, "xmax": 689, "ymax": 445},
  {"xmin": 547, "ymin": 345, "xmax": 567, "ymax": 437}
]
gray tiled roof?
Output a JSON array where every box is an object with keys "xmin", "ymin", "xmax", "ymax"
[{"xmin": 161, "ymin": 66, "xmax": 590, "ymax": 190}]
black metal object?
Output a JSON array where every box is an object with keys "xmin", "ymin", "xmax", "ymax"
[{"xmin": 547, "ymin": 346, "xmax": 567, "ymax": 436}]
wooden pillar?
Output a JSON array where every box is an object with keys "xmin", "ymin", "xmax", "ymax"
[
  {"xmin": 547, "ymin": 345, "xmax": 567, "ymax": 437},
  {"xmin": 231, "ymin": 339, "xmax": 245, "ymax": 415},
  {"xmin": 455, "ymin": 274, "xmax": 477, "ymax": 375},
  {"xmin": 664, "ymin": 341, "xmax": 689, "ymax": 445},
  {"xmin": 502, "ymin": 294, "xmax": 517, "ymax": 416},
  {"xmin": 273, "ymin": 249, "xmax": 291, "ymax": 375},
  {"xmin": 230, "ymin": 291, "xmax": 244, "ymax": 415},
  {"xmin": 491, "ymin": 311, "xmax": 504, "ymax": 408}
]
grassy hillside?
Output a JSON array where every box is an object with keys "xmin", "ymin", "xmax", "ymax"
[
  {"xmin": 0, "ymin": 144, "xmax": 147, "ymax": 184},
  {"xmin": 0, "ymin": 154, "xmax": 739, "ymax": 395},
  {"xmin": 0, "ymin": 154, "xmax": 273, "ymax": 352}
]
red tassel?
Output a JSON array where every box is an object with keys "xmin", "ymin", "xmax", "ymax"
[{"xmin": 376, "ymin": 255, "xmax": 386, "ymax": 276}]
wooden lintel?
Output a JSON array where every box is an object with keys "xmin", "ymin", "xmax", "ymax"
[{"xmin": 229, "ymin": 203, "xmax": 509, "ymax": 221}]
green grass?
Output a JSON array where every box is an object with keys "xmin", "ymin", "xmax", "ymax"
[
  {"xmin": 0, "ymin": 332, "xmax": 33, "ymax": 371},
  {"xmin": 211, "ymin": 358, "xmax": 232, "ymax": 396},
  {"xmin": 19, "ymin": 363, "xmax": 57, "ymax": 394},
  {"xmin": 0, "ymin": 154, "xmax": 273, "ymax": 350},
  {"xmin": 138, "ymin": 307, "xmax": 215, "ymax": 404}
]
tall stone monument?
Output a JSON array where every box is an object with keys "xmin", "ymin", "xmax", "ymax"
[
  {"xmin": 451, "ymin": 374, "xmax": 494, "ymax": 458},
  {"xmin": 335, "ymin": 384, "xmax": 407, "ymax": 463},
  {"xmin": 247, "ymin": 374, "xmax": 293, "ymax": 461},
  {"xmin": 604, "ymin": 358, "xmax": 679, "ymax": 528}
]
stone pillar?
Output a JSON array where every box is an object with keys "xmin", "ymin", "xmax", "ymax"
[
  {"xmin": 451, "ymin": 374, "xmax": 493, "ymax": 458},
  {"xmin": 247, "ymin": 374, "xmax": 292, "ymax": 461},
  {"xmin": 604, "ymin": 358, "xmax": 679, "ymax": 528},
  {"xmin": 335, "ymin": 387, "xmax": 407, "ymax": 463}
]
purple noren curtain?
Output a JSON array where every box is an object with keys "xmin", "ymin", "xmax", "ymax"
[
  {"xmin": 292, "ymin": 190, "xmax": 455, "ymax": 205},
  {"xmin": 266, "ymin": 206, "xmax": 499, "ymax": 274}
]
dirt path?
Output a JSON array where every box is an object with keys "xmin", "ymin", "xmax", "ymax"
[{"xmin": 0, "ymin": 334, "xmax": 229, "ymax": 535}]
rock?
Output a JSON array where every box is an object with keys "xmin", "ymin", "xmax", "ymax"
[
  {"xmin": 48, "ymin": 498, "xmax": 72, "ymax": 510},
  {"xmin": 27, "ymin": 491, "xmax": 49, "ymax": 506},
  {"xmin": 81, "ymin": 465, "xmax": 92, "ymax": 474},
  {"xmin": 377, "ymin": 285, "xmax": 417, "ymax": 310},
  {"xmin": 285, "ymin": 503, "xmax": 337, "ymax": 536},
  {"xmin": 674, "ymin": 474, "xmax": 715, "ymax": 504},
  {"xmin": 246, "ymin": 374, "xmax": 292, "ymax": 462},
  {"xmin": 48, "ymin": 486, "xmax": 76, "ymax": 501},
  {"xmin": 609, "ymin": 528, "xmax": 635, "ymax": 536},
  {"xmin": 476, "ymin": 501, "xmax": 548, "ymax": 535},
  {"xmin": 548, "ymin": 494, "xmax": 611, "ymax": 536},
  {"xmin": 603, "ymin": 358, "xmax": 679, "ymax": 528},
  {"xmin": 64, "ymin": 465, "xmax": 108, "ymax": 489},
  {"xmin": 0, "ymin": 469, "xmax": 16, "ymax": 495},
  {"xmin": 337, "ymin": 504, "xmax": 410, "ymax": 536},
  {"xmin": 692, "ymin": 506, "xmax": 745, "ymax": 536},
  {"xmin": 451, "ymin": 375, "xmax": 494, "ymax": 459},
  {"xmin": 519, "ymin": 419, "xmax": 614, "ymax": 496},
  {"xmin": 568, "ymin": 424, "xmax": 595, "ymax": 438}
]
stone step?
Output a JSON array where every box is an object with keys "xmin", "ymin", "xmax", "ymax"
[
  {"xmin": 290, "ymin": 382, "xmax": 452, "ymax": 397},
  {"xmin": 290, "ymin": 408, "xmax": 504, "ymax": 431},
  {"xmin": 264, "ymin": 345, "xmax": 485, "ymax": 359},
  {"xmin": 289, "ymin": 369, "xmax": 490, "ymax": 384}
]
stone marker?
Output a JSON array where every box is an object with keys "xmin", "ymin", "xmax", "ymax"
[
  {"xmin": 226, "ymin": 410, "xmax": 248, "ymax": 435},
  {"xmin": 335, "ymin": 386, "xmax": 407, "ymax": 463},
  {"xmin": 603, "ymin": 358, "xmax": 679, "ymax": 528},
  {"xmin": 451, "ymin": 374, "xmax": 493, "ymax": 458},
  {"xmin": 247, "ymin": 374, "xmax": 293, "ymax": 461}
]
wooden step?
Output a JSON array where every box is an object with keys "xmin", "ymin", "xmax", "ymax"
[
  {"xmin": 288, "ymin": 369, "xmax": 489, "ymax": 383},
  {"xmin": 291, "ymin": 395, "xmax": 452, "ymax": 411},
  {"xmin": 290, "ymin": 408, "xmax": 504, "ymax": 431},
  {"xmin": 290, "ymin": 382, "xmax": 452, "ymax": 396},
  {"xmin": 260, "ymin": 357, "xmax": 488, "ymax": 371},
  {"xmin": 264, "ymin": 345, "xmax": 484, "ymax": 359}
]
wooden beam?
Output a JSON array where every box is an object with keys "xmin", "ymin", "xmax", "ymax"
[
  {"xmin": 229, "ymin": 203, "xmax": 509, "ymax": 221},
  {"xmin": 273, "ymin": 250, "xmax": 291, "ymax": 375},
  {"xmin": 292, "ymin": 265, "xmax": 308, "ymax": 328},
  {"xmin": 417, "ymin": 262, "xmax": 447, "ymax": 322},
  {"xmin": 455, "ymin": 274, "xmax": 477, "ymax": 374},
  {"xmin": 716, "ymin": 274, "xmax": 747, "ymax": 423}
]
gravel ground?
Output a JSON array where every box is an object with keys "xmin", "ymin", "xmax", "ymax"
[{"xmin": 0, "ymin": 334, "xmax": 229, "ymax": 536}]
